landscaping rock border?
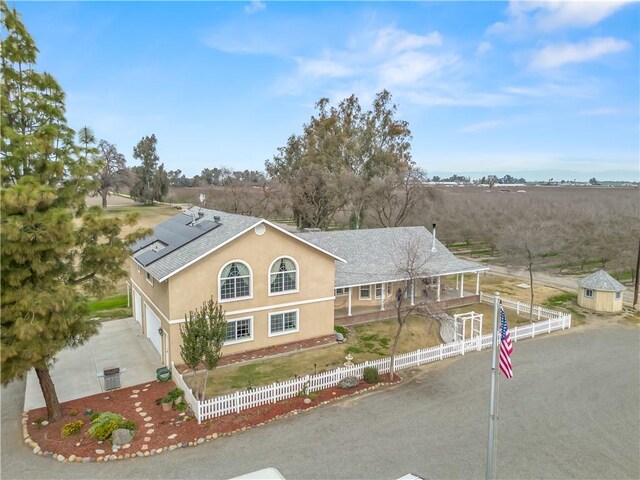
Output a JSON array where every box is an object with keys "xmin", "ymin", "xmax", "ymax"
[{"xmin": 22, "ymin": 377, "xmax": 400, "ymax": 463}]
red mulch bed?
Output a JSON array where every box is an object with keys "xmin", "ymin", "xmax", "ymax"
[{"xmin": 26, "ymin": 374, "xmax": 399, "ymax": 462}]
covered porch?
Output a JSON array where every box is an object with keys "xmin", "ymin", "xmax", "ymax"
[{"xmin": 334, "ymin": 270, "xmax": 486, "ymax": 325}]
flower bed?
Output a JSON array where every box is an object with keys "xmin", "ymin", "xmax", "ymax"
[{"xmin": 24, "ymin": 374, "xmax": 399, "ymax": 463}]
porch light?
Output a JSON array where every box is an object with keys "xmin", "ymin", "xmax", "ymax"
[{"xmin": 158, "ymin": 327, "xmax": 164, "ymax": 336}]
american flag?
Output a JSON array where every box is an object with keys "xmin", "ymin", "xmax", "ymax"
[{"xmin": 499, "ymin": 307, "xmax": 514, "ymax": 379}]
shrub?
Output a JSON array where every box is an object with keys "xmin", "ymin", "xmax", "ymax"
[
  {"xmin": 337, "ymin": 376, "xmax": 359, "ymax": 389},
  {"xmin": 161, "ymin": 395, "xmax": 173, "ymax": 404},
  {"xmin": 88, "ymin": 412, "xmax": 125, "ymax": 441},
  {"xmin": 69, "ymin": 408, "xmax": 78, "ymax": 416},
  {"xmin": 175, "ymin": 402, "xmax": 187, "ymax": 412},
  {"xmin": 89, "ymin": 411, "xmax": 101, "ymax": 422},
  {"xmin": 61, "ymin": 420, "xmax": 84, "ymax": 438},
  {"xmin": 168, "ymin": 387, "xmax": 184, "ymax": 400},
  {"xmin": 120, "ymin": 419, "xmax": 137, "ymax": 431},
  {"xmin": 363, "ymin": 366, "xmax": 380, "ymax": 384}
]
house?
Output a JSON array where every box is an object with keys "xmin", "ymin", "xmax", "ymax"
[
  {"xmin": 128, "ymin": 207, "xmax": 487, "ymax": 365},
  {"xmin": 576, "ymin": 270, "xmax": 626, "ymax": 313}
]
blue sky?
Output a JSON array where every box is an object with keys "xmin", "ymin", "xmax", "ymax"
[{"xmin": 16, "ymin": 1, "xmax": 640, "ymax": 181}]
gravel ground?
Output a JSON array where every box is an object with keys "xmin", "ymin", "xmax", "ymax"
[{"xmin": 2, "ymin": 321, "xmax": 638, "ymax": 480}]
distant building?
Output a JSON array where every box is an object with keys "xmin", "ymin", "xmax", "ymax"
[{"xmin": 576, "ymin": 270, "xmax": 625, "ymax": 313}]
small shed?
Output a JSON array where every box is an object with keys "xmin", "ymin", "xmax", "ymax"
[{"xmin": 576, "ymin": 270, "xmax": 626, "ymax": 313}]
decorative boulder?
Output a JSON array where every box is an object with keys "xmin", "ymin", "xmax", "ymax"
[
  {"xmin": 111, "ymin": 428, "xmax": 133, "ymax": 446},
  {"xmin": 336, "ymin": 332, "xmax": 345, "ymax": 343},
  {"xmin": 337, "ymin": 376, "xmax": 359, "ymax": 389}
]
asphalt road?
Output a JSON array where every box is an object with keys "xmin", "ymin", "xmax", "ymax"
[{"xmin": 2, "ymin": 321, "xmax": 638, "ymax": 480}]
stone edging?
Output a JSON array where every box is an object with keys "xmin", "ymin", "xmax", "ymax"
[{"xmin": 22, "ymin": 378, "xmax": 400, "ymax": 463}]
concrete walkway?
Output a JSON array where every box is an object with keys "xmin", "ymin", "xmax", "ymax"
[{"xmin": 24, "ymin": 317, "xmax": 161, "ymax": 412}]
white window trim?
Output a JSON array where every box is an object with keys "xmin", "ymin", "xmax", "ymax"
[
  {"xmin": 335, "ymin": 288, "xmax": 348, "ymax": 296},
  {"xmin": 224, "ymin": 316, "xmax": 254, "ymax": 346},
  {"xmin": 218, "ymin": 259, "xmax": 253, "ymax": 304},
  {"xmin": 145, "ymin": 271, "xmax": 154, "ymax": 286},
  {"xmin": 359, "ymin": 285, "xmax": 371, "ymax": 300},
  {"xmin": 267, "ymin": 256, "xmax": 300, "ymax": 297},
  {"xmin": 584, "ymin": 288, "xmax": 594, "ymax": 299},
  {"xmin": 615, "ymin": 291, "xmax": 621, "ymax": 300},
  {"xmin": 374, "ymin": 283, "xmax": 384, "ymax": 300},
  {"xmin": 268, "ymin": 308, "xmax": 299, "ymax": 337}
]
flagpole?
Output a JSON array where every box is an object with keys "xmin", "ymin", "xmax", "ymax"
[{"xmin": 486, "ymin": 292, "xmax": 500, "ymax": 480}]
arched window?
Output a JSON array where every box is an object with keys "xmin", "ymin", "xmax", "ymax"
[
  {"xmin": 220, "ymin": 261, "xmax": 251, "ymax": 300},
  {"xmin": 270, "ymin": 257, "xmax": 297, "ymax": 294}
]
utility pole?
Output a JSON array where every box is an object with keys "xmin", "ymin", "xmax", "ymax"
[{"xmin": 633, "ymin": 238, "xmax": 639, "ymax": 307}]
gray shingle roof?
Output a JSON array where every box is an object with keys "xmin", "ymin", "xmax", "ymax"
[
  {"xmin": 577, "ymin": 270, "xmax": 626, "ymax": 292},
  {"xmin": 296, "ymin": 226, "xmax": 487, "ymax": 288},
  {"xmin": 132, "ymin": 208, "xmax": 261, "ymax": 281}
]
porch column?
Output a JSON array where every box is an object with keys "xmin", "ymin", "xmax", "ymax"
[
  {"xmin": 460, "ymin": 274, "xmax": 464, "ymax": 298},
  {"xmin": 437, "ymin": 276, "xmax": 441, "ymax": 302},
  {"xmin": 475, "ymin": 271, "xmax": 480, "ymax": 295},
  {"xmin": 455, "ymin": 274, "xmax": 459, "ymax": 290},
  {"xmin": 348, "ymin": 287, "xmax": 352, "ymax": 316},
  {"xmin": 380, "ymin": 283, "xmax": 385, "ymax": 311},
  {"xmin": 410, "ymin": 280, "xmax": 415, "ymax": 306}
]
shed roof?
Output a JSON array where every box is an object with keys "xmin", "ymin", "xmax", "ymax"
[
  {"xmin": 577, "ymin": 270, "xmax": 626, "ymax": 292},
  {"xmin": 295, "ymin": 226, "xmax": 487, "ymax": 288}
]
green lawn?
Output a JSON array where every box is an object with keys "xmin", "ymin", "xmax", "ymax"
[
  {"xmin": 88, "ymin": 294, "xmax": 131, "ymax": 320},
  {"xmin": 195, "ymin": 314, "xmax": 443, "ymax": 398}
]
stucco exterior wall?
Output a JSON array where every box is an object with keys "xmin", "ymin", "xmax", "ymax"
[
  {"xmin": 129, "ymin": 258, "xmax": 171, "ymax": 336},
  {"xmin": 577, "ymin": 288, "xmax": 623, "ymax": 312},
  {"xmin": 132, "ymin": 223, "xmax": 336, "ymax": 364}
]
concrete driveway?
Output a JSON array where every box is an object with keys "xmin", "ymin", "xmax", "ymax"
[{"xmin": 24, "ymin": 317, "xmax": 161, "ymax": 411}]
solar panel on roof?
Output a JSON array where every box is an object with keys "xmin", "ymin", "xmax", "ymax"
[{"xmin": 131, "ymin": 211, "xmax": 221, "ymax": 267}]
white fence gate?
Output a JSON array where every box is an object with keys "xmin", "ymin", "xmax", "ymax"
[{"xmin": 173, "ymin": 294, "xmax": 572, "ymax": 423}]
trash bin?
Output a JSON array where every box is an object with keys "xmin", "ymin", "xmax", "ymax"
[
  {"xmin": 156, "ymin": 366, "xmax": 171, "ymax": 382},
  {"xmin": 104, "ymin": 367, "xmax": 121, "ymax": 391}
]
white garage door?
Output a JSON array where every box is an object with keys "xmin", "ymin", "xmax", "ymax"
[
  {"xmin": 145, "ymin": 305, "xmax": 162, "ymax": 356},
  {"xmin": 133, "ymin": 291, "xmax": 142, "ymax": 325}
]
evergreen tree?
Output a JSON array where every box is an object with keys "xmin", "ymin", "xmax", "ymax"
[
  {"xmin": 130, "ymin": 134, "xmax": 169, "ymax": 204},
  {"xmin": 0, "ymin": 2, "xmax": 145, "ymax": 421}
]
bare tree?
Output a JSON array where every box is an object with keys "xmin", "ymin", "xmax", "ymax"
[
  {"xmin": 369, "ymin": 168, "xmax": 431, "ymax": 228},
  {"xmin": 388, "ymin": 233, "xmax": 442, "ymax": 380},
  {"xmin": 94, "ymin": 140, "xmax": 127, "ymax": 208}
]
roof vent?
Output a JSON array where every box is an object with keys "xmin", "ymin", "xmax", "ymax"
[
  {"xmin": 431, "ymin": 223, "xmax": 437, "ymax": 252},
  {"xmin": 198, "ymin": 211, "xmax": 204, "ymax": 219},
  {"xmin": 214, "ymin": 215, "xmax": 221, "ymax": 224}
]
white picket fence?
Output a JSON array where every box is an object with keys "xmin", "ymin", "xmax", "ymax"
[{"xmin": 173, "ymin": 294, "xmax": 572, "ymax": 423}]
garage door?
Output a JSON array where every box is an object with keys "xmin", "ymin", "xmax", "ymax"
[
  {"xmin": 133, "ymin": 291, "xmax": 142, "ymax": 325},
  {"xmin": 145, "ymin": 305, "xmax": 162, "ymax": 356}
]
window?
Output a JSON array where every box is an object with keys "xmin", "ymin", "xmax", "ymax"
[
  {"xmin": 387, "ymin": 283, "xmax": 392, "ymax": 295},
  {"xmin": 270, "ymin": 257, "xmax": 297, "ymax": 294},
  {"xmin": 360, "ymin": 285, "xmax": 371, "ymax": 300},
  {"xmin": 335, "ymin": 288, "xmax": 348, "ymax": 296},
  {"xmin": 269, "ymin": 310, "xmax": 298, "ymax": 336},
  {"xmin": 374, "ymin": 283, "xmax": 383, "ymax": 299},
  {"xmin": 585, "ymin": 288, "xmax": 594, "ymax": 299},
  {"xmin": 225, "ymin": 318, "xmax": 252, "ymax": 344},
  {"xmin": 220, "ymin": 261, "xmax": 251, "ymax": 300},
  {"xmin": 146, "ymin": 271, "xmax": 154, "ymax": 286},
  {"xmin": 615, "ymin": 291, "xmax": 621, "ymax": 300}
]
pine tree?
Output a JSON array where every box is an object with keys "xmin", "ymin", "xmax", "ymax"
[{"xmin": 0, "ymin": 2, "xmax": 146, "ymax": 421}]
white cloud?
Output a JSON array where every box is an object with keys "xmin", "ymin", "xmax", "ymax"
[
  {"xmin": 372, "ymin": 28, "xmax": 442, "ymax": 54},
  {"xmin": 277, "ymin": 26, "xmax": 455, "ymax": 94},
  {"xmin": 459, "ymin": 120, "xmax": 501, "ymax": 133},
  {"xmin": 476, "ymin": 41, "xmax": 492, "ymax": 55},
  {"xmin": 530, "ymin": 37, "xmax": 629, "ymax": 69},
  {"xmin": 296, "ymin": 58, "xmax": 353, "ymax": 79},
  {"xmin": 244, "ymin": 1, "xmax": 266, "ymax": 15},
  {"xmin": 488, "ymin": 0, "xmax": 635, "ymax": 36},
  {"xmin": 579, "ymin": 107, "xmax": 621, "ymax": 116}
]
